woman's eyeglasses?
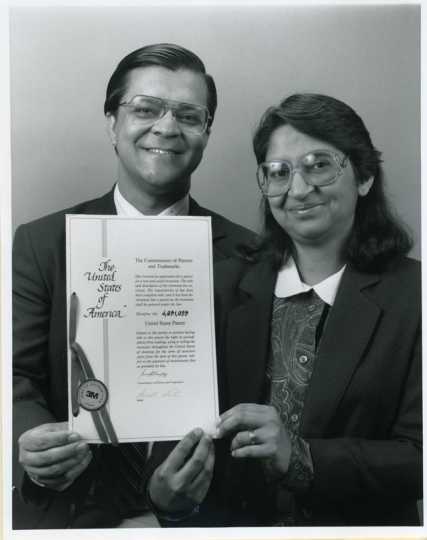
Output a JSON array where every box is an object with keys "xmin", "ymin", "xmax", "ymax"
[{"xmin": 257, "ymin": 150, "xmax": 348, "ymax": 197}]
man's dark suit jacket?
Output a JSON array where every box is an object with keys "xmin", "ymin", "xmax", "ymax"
[
  {"xmin": 12, "ymin": 188, "xmax": 255, "ymax": 529},
  {"xmin": 145, "ymin": 255, "xmax": 422, "ymax": 526}
]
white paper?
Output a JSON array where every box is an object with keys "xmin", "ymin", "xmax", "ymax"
[{"xmin": 66, "ymin": 215, "xmax": 219, "ymax": 443}]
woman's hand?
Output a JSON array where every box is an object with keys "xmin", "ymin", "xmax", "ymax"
[
  {"xmin": 148, "ymin": 428, "xmax": 214, "ymax": 516},
  {"xmin": 217, "ymin": 403, "xmax": 292, "ymax": 476}
]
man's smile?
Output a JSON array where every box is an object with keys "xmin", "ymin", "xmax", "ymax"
[{"xmin": 142, "ymin": 147, "xmax": 182, "ymax": 155}]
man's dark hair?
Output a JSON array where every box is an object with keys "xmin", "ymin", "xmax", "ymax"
[
  {"xmin": 104, "ymin": 43, "xmax": 217, "ymax": 128},
  {"xmin": 251, "ymin": 93, "xmax": 412, "ymax": 272}
]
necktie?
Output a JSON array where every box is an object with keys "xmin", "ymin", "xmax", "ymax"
[{"xmin": 95, "ymin": 442, "xmax": 149, "ymax": 516}]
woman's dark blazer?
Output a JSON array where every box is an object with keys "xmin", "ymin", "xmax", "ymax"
[{"xmin": 209, "ymin": 255, "xmax": 422, "ymax": 526}]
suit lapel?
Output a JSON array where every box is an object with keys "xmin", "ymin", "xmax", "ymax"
[
  {"xmin": 189, "ymin": 197, "xmax": 226, "ymax": 242},
  {"xmin": 301, "ymin": 267, "xmax": 381, "ymax": 436},
  {"xmin": 84, "ymin": 188, "xmax": 117, "ymax": 215},
  {"xmin": 224, "ymin": 260, "xmax": 276, "ymax": 407}
]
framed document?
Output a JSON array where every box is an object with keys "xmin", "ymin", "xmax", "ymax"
[{"xmin": 66, "ymin": 215, "xmax": 219, "ymax": 444}]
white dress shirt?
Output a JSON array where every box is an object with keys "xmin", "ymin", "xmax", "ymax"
[{"xmin": 114, "ymin": 183, "xmax": 189, "ymax": 217}]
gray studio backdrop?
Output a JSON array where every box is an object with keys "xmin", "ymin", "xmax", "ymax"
[{"xmin": 10, "ymin": 5, "xmax": 420, "ymax": 259}]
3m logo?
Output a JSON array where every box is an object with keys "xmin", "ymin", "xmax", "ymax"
[{"xmin": 77, "ymin": 379, "xmax": 108, "ymax": 411}]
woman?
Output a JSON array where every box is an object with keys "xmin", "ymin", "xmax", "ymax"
[{"xmin": 213, "ymin": 93, "xmax": 421, "ymax": 526}]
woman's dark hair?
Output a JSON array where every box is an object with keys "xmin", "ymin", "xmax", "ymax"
[
  {"xmin": 104, "ymin": 43, "xmax": 217, "ymax": 129},
  {"xmin": 250, "ymin": 93, "xmax": 412, "ymax": 272}
]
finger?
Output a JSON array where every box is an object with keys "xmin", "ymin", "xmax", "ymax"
[
  {"xmin": 21, "ymin": 441, "xmax": 89, "ymax": 468},
  {"xmin": 36, "ymin": 421, "xmax": 68, "ymax": 431},
  {"xmin": 187, "ymin": 443, "xmax": 215, "ymax": 503},
  {"xmin": 24, "ymin": 444, "xmax": 91, "ymax": 479},
  {"xmin": 218, "ymin": 404, "xmax": 280, "ymax": 438},
  {"xmin": 217, "ymin": 407, "xmax": 267, "ymax": 438},
  {"xmin": 178, "ymin": 434, "xmax": 213, "ymax": 484},
  {"xmin": 28, "ymin": 452, "xmax": 93, "ymax": 492},
  {"xmin": 20, "ymin": 426, "xmax": 80, "ymax": 452},
  {"xmin": 190, "ymin": 442, "xmax": 215, "ymax": 487},
  {"xmin": 28, "ymin": 473, "xmax": 68, "ymax": 488},
  {"xmin": 230, "ymin": 430, "xmax": 260, "ymax": 451},
  {"xmin": 231, "ymin": 442, "xmax": 272, "ymax": 459},
  {"xmin": 219, "ymin": 403, "xmax": 273, "ymax": 421},
  {"xmin": 230, "ymin": 421, "xmax": 280, "ymax": 451},
  {"xmin": 163, "ymin": 428, "xmax": 204, "ymax": 474},
  {"xmin": 64, "ymin": 450, "xmax": 93, "ymax": 482},
  {"xmin": 218, "ymin": 404, "xmax": 254, "ymax": 422}
]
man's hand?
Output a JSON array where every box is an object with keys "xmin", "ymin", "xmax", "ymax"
[
  {"xmin": 148, "ymin": 428, "xmax": 214, "ymax": 515},
  {"xmin": 217, "ymin": 403, "xmax": 292, "ymax": 476},
  {"xmin": 18, "ymin": 422, "xmax": 92, "ymax": 492}
]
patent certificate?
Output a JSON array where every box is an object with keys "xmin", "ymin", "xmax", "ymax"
[{"xmin": 66, "ymin": 215, "xmax": 219, "ymax": 443}]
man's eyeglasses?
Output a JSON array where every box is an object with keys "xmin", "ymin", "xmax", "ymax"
[
  {"xmin": 119, "ymin": 95, "xmax": 211, "ymax": 135},
  {"xmin": 257, "ymin": 150, "xmax": 349, "ymax": 197}
]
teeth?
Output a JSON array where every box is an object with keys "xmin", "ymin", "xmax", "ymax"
[
  {"xmin": 147, "ymin": 148, "xmax": 174, "ymax": 155},
  {"xmin": 295, "ymin": 206, "xmax": 318, "ymax": 214}
]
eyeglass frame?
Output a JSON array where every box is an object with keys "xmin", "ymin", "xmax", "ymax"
[
  {"xmin": 256, "ymin": 150, "xmax": 349, "ymax": 198},
  {"xmin": 118, "ymin": 94, "xmax": 212, "ymax": 134}
]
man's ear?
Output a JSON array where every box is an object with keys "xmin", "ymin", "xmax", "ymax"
[
  {"xmin": 201, "ymin": 130, "xmax": 210, "ymax": 150},
  {"xmin": 106, "ymin": 113, "xmax": 117, "ymax": 147},
  {"xmin": 358, "ymin": 176, "xmax": 374, "ymax": 197}
]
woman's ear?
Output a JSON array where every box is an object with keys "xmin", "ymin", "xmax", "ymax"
[{"xmin": 358, "ymin": 176, "xmax": 374, "ymax": 197}]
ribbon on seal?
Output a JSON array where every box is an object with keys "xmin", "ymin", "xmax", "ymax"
[{"xmin": 69, "ymin": 292, "xmax": 119, "ymax": 446}]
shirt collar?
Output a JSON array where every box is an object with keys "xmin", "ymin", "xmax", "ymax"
[
  {"xmin": 114, "ymin": 183, "xmax": 190, "ymax": 217},
  {"xmin": 274, "ymin": 256, "xmax": 345, "ymax": 306}
]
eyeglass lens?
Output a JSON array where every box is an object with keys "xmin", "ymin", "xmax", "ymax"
[
  {"xmin": 128, "ymin": 96, "xmax": 207, "ymax": 132},
  {"xmin": 258, "ymin": 151, "xmax": 341, "ymax": 196}
]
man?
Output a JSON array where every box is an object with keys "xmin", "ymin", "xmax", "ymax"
[{"xmin": 13, "ymin": 43, "xmax": 254, "ymax": 529}]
